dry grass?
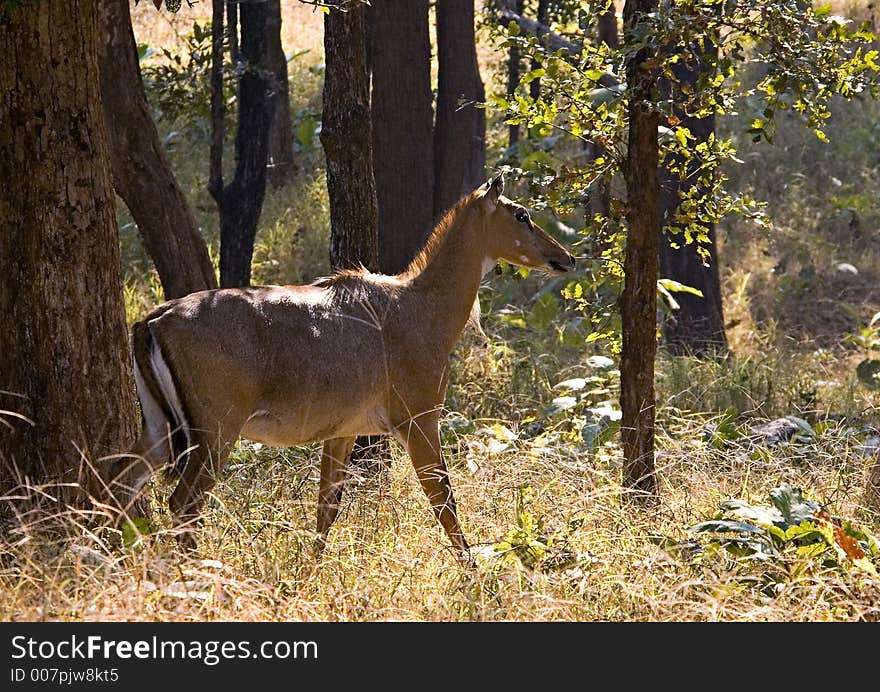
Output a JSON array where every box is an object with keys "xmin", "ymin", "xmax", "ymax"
[{"xmin": 3, "ymin": 331, "xmax": 880, "ymax": 622}]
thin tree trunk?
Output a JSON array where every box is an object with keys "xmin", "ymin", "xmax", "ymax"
[
  {"xmin": 507, "ymin": 0, "xmax": 525, "ymax": 148},
  {"xmin": 98, "ymin": 0, "xmax": 217, "ymax": 300},
  {"xmin": 589, "ymin": 1, "xmax": 618, "ymax": 220},
  {"xmin": 371, "ymin": 0, "xmax": 434, "ymax": 274},
  {"xmin": 658, "ymin": 46, "xmax": 727, "ymax": 356},
  {"xmin": 210, "ymin": 0, "xmax": 274, "ymax": 288},
  {"xmin": 266, "ymin": 0, "xmax": 295, "ymax": 188},
  {"xmin": 619, "ymin": 0, "xmax": 659, "ymax": 498},
  {"xmin": 321, "ymin": 0, "xmax": 385, "ymax": 469},
  {"xmin": 0, "ymin": 0, "xmax": 137, "ymax": 507},
  {"xmin": 434, "ymin": 0, "xmax": 486, "ymax": 219},
  {"xmin": 529, "ymin": 0, "xmax": 551, "ymax": 101}
]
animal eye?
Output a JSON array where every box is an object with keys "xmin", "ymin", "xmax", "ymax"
[{"xmin": 515, "ymin": 211, "xmax": 528, "ymax": 223}]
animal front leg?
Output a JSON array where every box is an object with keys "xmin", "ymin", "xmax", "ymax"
[
  {"xmin": 315, "ymin": 436, "xmax": 356, "ymax": 556},
  {"xmin": 401, "ymin": 414, "xmax": 469, "ymax": 557}
]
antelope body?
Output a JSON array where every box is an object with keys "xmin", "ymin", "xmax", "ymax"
[{"xmin": 105, "ymin": 175, "xmax": 575, "ymax": 556}]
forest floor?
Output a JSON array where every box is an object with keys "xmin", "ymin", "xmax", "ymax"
[{"xmin": 3, "ymin": 3, "xmax": 880, "ymax": 622}]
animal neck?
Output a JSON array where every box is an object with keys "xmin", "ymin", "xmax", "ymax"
[{"xmin": 402, "ymin": 201, "xmax": 490, "ymax": 353}]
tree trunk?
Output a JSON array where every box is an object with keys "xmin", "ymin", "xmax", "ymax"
[
  {"xmin": 97, "ymin": 0, "xmax": 217, "ymax": 300},
  {"xmin": 321, "ymin": 1, "xmax": 380, "ymax": 272},
  {"xmin": 589, "ymin": 1, "xmax": 618, "ymax": 220},
  {"xmin": 321, "ymin": 0, "xmax": 385, "ymax": 469},
  {"xmin": 0, "ymin": 0, "xmax": 137, "ymax": 508},
  {"xmin": 658, "ymin": 46, "xmax": 727, "ymax": 356},
  {"xmin": 434, "ymin": 0, "xmax": 486, "ymax": 219},
  {"xmin": 371, "ymin": 0, "xmax": 434, "ymax": 274},
  {"xmin": 211, "ymin": 0, "xmax": 274, "ymax": 289},
  {"xmin": 265, "ymin": 0, "xmax": 295, "ymax": 188},
  {"xmin": 619, "ymin": 0, "xmax": 659, "ymax": 498},
  {"xmin": 507, "ymin": 0, "xmax": 525, "ymax": 148},
  {"xmin": 529, "ymin": 0, "xmax": 551, "ymax": 101}
]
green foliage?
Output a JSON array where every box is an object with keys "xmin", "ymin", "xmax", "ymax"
[
  {"xmin": 141, "ymin": 21, "xmax": 230, "ymax": 138},
  {"xmin": 483, "ymin": 485, "xmax": 583, "ymax": 573},
  {"xmin": 486, "ymin": 0, "xmax": 879, "ymax": 348},
  {"xmin": 685, "ymin": 483, "xmax": 879, "ymax": 577},
  {"xmin": 841, "ymin": 306, "xmax": 880, "ymax": 390}
]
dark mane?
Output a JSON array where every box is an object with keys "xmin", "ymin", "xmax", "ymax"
[
  {"xmin": 401, "ymin": 192, "xmax": 479, "ymax": 279},
  {"xmin": 311, "ymin": 267, "xmax": 370, "ymax": 289},
  {"xmin": 311, "ymin": 190, "xmax": 479, "ymax": 291}
]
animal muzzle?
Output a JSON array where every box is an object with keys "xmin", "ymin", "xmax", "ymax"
[{"xmin": 548, "ymin": 253, "xmax": 576, "ymax": 274}]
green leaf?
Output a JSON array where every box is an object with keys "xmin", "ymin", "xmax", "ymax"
[
  {"xmin": 520, "ymin": 68, "xmax": 545, "ymax": 85},
  {"xmin": 658, "ymin": 278, "xmax": 704, "ymax": 298},
  {"xmin": 688, "ymin": 519, "xmax": 766, "ymax": 535},
  {"xmin": 553, "ymin": 378, "xmax": 587, "ymax": 391},
  {"xmin": 587, "ymin": 355, "xmax": 615, "ymax": 371},
  {"xmin": 785, "ymin": 415, "xmax": 816, "ymax": 439},
  {"xmin": 769, "ymin": 484, "xmax": 820, "ymax": 526},
  {"xmin": 581, "ymin": 420, "xmax": 619, "ymax": 449},
  {"xmin": 720, "ymin": 499, "xmax": 783, "ymax": 527},
  {"xmin": 541, "ymin": 396, "xmax": 578, "ymax": 417}
]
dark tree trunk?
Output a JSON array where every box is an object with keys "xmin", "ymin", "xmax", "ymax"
[
  {"xmin": 589, "ymin": 1, "xmax": 618, "ymax": 220},
  {"xmin": 598, "ymin": 2, "xmax": 620, "ymax": 50},
  {"xmin": 97, "ymin": 0, "xmax": 217, "ymax": 300},
  {"xmin": 321, "ymin": 1, "xmax": 380, "ymax": 272},
  {"xmin": 507, "ymin": 0, "xmax": 525, "ymax": 148},
  {"xmin": 266, "ymin": 0, "xmax": 295, "ymax": 188},
  {"xmin": 529, "ymin": 0, "xmax": 551, "ymax": 101},
  {"xmin": 371, "ymin": 0, "xmax": 434, "ymax": 274},
  {"xmin": 210, "ymin": 0, "xmax": 274, "ymax": 289},
  {"xmin": 658, "ymin": 45, "xmax": 727, "ymax": 357},
  {"xmin": 321, "ymin": 1, "xmax": 385, "ymax": 469},
  {"xmin": 0, "ymin": 0, "xmax": 137, "ymax": 507},
  {"xmin": 434, "ymin": 0, "xmax": 486, "ymax": 219},
  {"xmin": 619, "ymin": 0, "xmax": 659, "ymax": 498}
]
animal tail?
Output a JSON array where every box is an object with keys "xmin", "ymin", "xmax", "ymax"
[{"xmin": 131, "ymin": 316, "xmax": 193, "ymax": 479}]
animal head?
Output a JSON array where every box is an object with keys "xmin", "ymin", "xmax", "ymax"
[{"xmin": 478, "ymin": 173, "xmax": 576, "ymax": 275}]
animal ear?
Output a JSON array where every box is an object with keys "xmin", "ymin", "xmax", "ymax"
[{"xmin": 480, "ymin": 172, "xmax": 505, "ymax": 210}]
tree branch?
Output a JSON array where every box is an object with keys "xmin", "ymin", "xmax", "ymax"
[{"xmin": 496, "ymin": 3, "xmax": 620, "ymax": 87}]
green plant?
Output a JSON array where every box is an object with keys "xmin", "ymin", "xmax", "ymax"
[
  {"xmin": 481, "ymin": 485, "xmax": 582, "ymax": 572},
  {"xmin": 686, "ymin": 483, "xmax": 879, "ymax": 577},
  {"xmin": 841, "ymin": 306, "xmax": 880, "ymax": 390},
  {"xmin": 141, "ymin": 21, "xmax": 233, "ymax": 138}
]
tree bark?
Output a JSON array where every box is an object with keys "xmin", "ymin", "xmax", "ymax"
[
  {"xmin": 658, "ymin": 45, "xmax": 728, "ymax": 356},
  {"xmin": 265, "ymin": 0, "xmax": 295, "ymax": 188},
  {"xmin": 321, "ymin": 1, "xmax": 380, "ymax": 272},
  {"xmin": 589, "ymin": 1, "xmax": 619, "ymax": 220},
  {"xmin": 528, "ymin": 0, "xmax": 551, "ymax": 101},
  {"xmin": 322, "ymin": 1, "xmax": 385, "ymax": 469},
  {"xmin": 619, "ymin": 0, "xmax": 659, "ymax": 498},
  {"xmin": 434, "ymin": 0, "xmax": 486, "ymax": 219},
  {"xmin": 0, "ymin": 0, "xmax": 137, "ymax": 507},
  {"xmin": 371, "ymin": 0, "xmax": 434, "ymax": 274},
  {"xmin": 507, "ymin": 0, "xmax": 525, "ymax": 148},
  {"xmin": 97, "ymin": 0, "xmax": 217, "ymax": 300},
  {"xmin": 210, "ymin": 0, "xmax": 274, "ymax": 288}
]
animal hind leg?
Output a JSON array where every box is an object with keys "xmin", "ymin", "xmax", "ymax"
[
  {"xmin": 103, "ymin": 425, "xmax": 172, "ymax": 523},
  {"xmin": 168, "ymin": 425, "xmax": 237, "ymax": 551},
  {"xmin": 315, "ymin": 436, "xmax": 356, "ymax": 556}
]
